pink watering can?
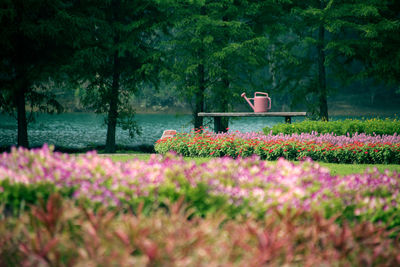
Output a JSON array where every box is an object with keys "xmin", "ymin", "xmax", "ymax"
[{"xmin": 241, "ymin": 92, "xmax": 271, "ymax": 113}]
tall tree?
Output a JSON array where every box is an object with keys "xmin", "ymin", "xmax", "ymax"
[
  {"xmin": 0, "ymin": 0, "xmax": 71, "ymax": 147},
  {"xmin": 341, "ymin": 0, "xmax": 400, "ymax": 89},
  {"xmin": 279, "ymin": 0, "xmax": 400, "ymax": 120},
  {"xmin": 67, "ymin": 0, "xmax": 164, "ymax": 152},
  {"xmin": 284, "ymin": 0, "xmax": 332, "ymax": 120},
  {"xmin": 162, "ymin": 0, "xmax": 259, "ymax": 132},
  {"xmin": 161, "ymin": 1, "xmax": 213, "ymax": 130},
  {"xmin": 238, "ymin": 0, "xmax": 307, "ymax": 113}
]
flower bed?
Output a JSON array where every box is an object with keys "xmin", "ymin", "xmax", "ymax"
[
  {"xmin": 1, "ymin": 145, "xmax": 400, "ymax": 224},
  {"xmin": 2, "ymin": 146, "xmax": 400, "ymax": 264},
  {"xmin": 2, "ymin": 194, "xmax": 399, "ymax": 266},
  {"xmin": 263, "ymin": 118, "xmax": 400, "ymax": 136},
  {"xmin": 155, "ymin": 131, "xmax": 400, "ymax": 163}
]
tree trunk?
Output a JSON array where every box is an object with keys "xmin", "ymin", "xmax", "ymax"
[
  {"xmin": 14, "ymin": 1, "xmax": 29, "ymax": 147},
  {"xmin": 214, "ymin": 77, "xmax": 229, "ymax": 133},
  {"xmin": 194, "ymin": 62, "xmax": 205, "ymax": 130},
  {"xmin": 193, "ymin": 6, "xmax": 207, "ymax": 130},
  {"xmin": 16, "ymin": 85, "xmax": 29, "ymax": 147},
  {"xmin": 317, "ymin": 23, "xmax": 328, "ymax": 121},
  {"xmin": 269, "ymin": 44, "xmax": 277, "ymax": 90},
  {"xmin": 105, "ymin": 51, "xmax": 120, "ymax": 153},
  {"xmin": 215, "ymin": 14, "xmax": 230, "ymax": 132}
]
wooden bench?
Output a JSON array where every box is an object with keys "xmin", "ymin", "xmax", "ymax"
[{"xmin": 198, "ymin": 112, "xmax": 307, "ymax": 132}]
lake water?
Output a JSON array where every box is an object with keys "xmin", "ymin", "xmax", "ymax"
[
  {"xmin": 0, "ymin": 113, "xmax": 307, "ymax": 149},
  {"xmin": 1, "ymin": 112, "xmax": 385, "ymax": 149}
]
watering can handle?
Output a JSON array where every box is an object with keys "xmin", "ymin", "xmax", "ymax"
[{"xmin": 255, "ymin": 92, "xmax": 269, "ymax": 97}]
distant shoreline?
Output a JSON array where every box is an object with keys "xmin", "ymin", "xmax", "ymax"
[{"xmin": 2, "ymin": 108, "xmax": 399, "ymax": 118}]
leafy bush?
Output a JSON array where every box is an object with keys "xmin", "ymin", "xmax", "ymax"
[
  {"xmin": 1, "ymin": 194, "xmax": 400, "ymax": 266},
  {"xmin": 0, "ymin": 181, "xmax": 58, "ymax": 216},
  {"xmin": 155, "ymin": 131, "xmax": 400, "ymax": 163},
  {"xmin": 263, "ymin": 118, "xmax": 400, "ymax": 136},
  {"xmin": 2, "ymin": 145, "xmax": 400, "ymax": 229}
]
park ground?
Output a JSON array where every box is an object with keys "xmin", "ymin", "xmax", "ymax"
[{"xmin": 99, "ymin": 153, "xmax": 400, "ymax": 176}]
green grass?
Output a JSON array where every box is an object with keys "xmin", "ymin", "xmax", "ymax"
[
  {"xmin": 101, "ymin": 154, "xmax": 151, "ymax": 161},
  {"xmin": 101, "ymin": 153, "xmax": 400, "ymax": 176},
  {"xmin": 309, "ymin": 162, "xmax": 400, "ymax": 176}
]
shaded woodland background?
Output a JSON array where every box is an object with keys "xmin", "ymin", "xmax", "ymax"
[
  {"xmin": 1, "ymin": 0, "xmax": 399, "ymax": 152},
  {"xmin": 55, "ymin": 81, "xmax": 400, "ymax": 116}
]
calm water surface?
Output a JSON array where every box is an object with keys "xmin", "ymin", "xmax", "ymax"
[{"xmin": 0, "ymin": 112, "xmax": 368, "ymax": 149}]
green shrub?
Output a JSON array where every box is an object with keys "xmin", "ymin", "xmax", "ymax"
[
  {"xmin": 2, "ymin": 194, "xmax": 400, "ymax": 266},
  {"xmin": 155, "ymin": 132, "xmax": 400, "ymax": 164},
  {"xmin": 263, "ymin": 118, "xmax": 400, "ymax": 136},
  {"xmin": 0, "ymin": 180, "xmax": 75, "ymax": 216},
  {"xmin": 2, "ymin": 146, "xmax": 400, "ymax": 237}
]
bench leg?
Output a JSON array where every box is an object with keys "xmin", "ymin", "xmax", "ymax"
[
  {"xmin": 214, "ymin": 117, "xmax": 229, "ymax": 133},
  {"xmin": 285, "ymin": 116, "xmax": 291, "ymax": 124},
  {"xmin": 214, "ymin": 117, "xmax": 221, "ymax": 133}
]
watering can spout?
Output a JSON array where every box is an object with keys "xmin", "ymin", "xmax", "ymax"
[
  {"xmin": 241, "ymin": 91, "xmax": 271, "ymax": 113},
  {"xmin": 241, "ymin": 93, "xmax": 255, "ymax": 111}
]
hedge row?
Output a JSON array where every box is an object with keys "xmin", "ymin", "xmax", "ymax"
[
  {"xmin": 1, "ymin": 146, "xmax": 400, "ymax": 264},
  {"xmin": 263, "ymin": 118, "xmax": 400, "ymax": 136},
  {"xmin": 155, "ymin": 131, "xmax": 400, "ymax": 164},
  {"xmin": 2, "ymin": 194, "xmax": 399, "ymax": 266},
  {"xmin": 2, "ymin": 146, "xmax": 400, "ymax": 224}
]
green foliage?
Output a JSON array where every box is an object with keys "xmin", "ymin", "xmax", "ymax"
[
  {"xmin": 1, "ymin": 0, "xmax": 400, "ymax": 150},
  {"xmin": 63, "ymin": 0, "xmax": 167, "ymax": 151},
  {"xmin": 0, "ymin": 175, "xmax": 241, "ymax": 219},
  {"xmin": 0, "ymin": 0, "xmax": 74, "ymax": 146},
  {"xmin": 255, "ymin": 0, "xmax": 400, "ymax": 119},
  {"xmin": 117, "ymin": 182, "xmax": 235, "ymax": 218},
  {"xmin": 161, "ymin": 0, "xmax": 271, "ymax": 129},
  {"xmin": 345, "ymin": 0, "xmax": 400, "ymax": 86},
  {"xmin": 263, "ymin": 118, "xmax": 400, "ymax": 136},
  {"xmin": 0, "ymin": 180, "xmax": 74, "ymax": 216},
  {"xmin": 2, "ymin": 146, "xmax": 400, "ymax": 265},
  {"xmin": 155, "ymin": 131, "xmax": 400, "ymax": 164},
  {"xmin": 1, "ymin": 193, "xmax": 400, "ymax": 265}
]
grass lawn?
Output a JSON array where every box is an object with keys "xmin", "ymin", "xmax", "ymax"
[
  {"xmin": 101, "ymin": 153, "xmax": 400, "ymax": 176},
  {"xmin": 314, "ymin": 162, "xmax": 400, "ymax": 176}
]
